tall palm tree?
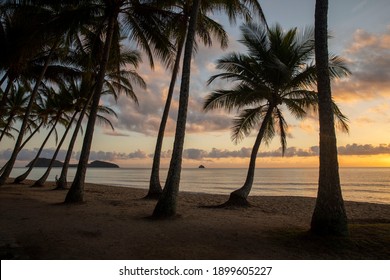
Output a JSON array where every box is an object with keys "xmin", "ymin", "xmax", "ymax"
[
  {"xmin": 0, "ymin": 1, "xmax": 90, "ymax": 186},
  {"xmin": 31, "ymin": 82, "xmax": 79, "ymax": 187},
  {"xmin": 147, "ymin": 0, "xmax": 230, "ymax": 199},
  {"xmin": 13, "ymin": 87, "xmax": 69, "ymax": 184},
  {"xmin": 310, "ymin": 0, "xmax": 349, "ymax": 236},
  {"xmin": 152, "ymin": 0, "xmax": 202, "ymax": 217},
  {"xmin": 152, "ymin": 0, "xmax": 267, "ymax": 218},
  {"xmin": 56, "ymin": 25, "xmax": 145, "ymax": 189},
  {"xmin": 203, "ymin": 23, "xmax": 350, "ymax": 206},
  {"xmin": 65, "ymin": 0, "xmax": 169, "ymax": 203}
]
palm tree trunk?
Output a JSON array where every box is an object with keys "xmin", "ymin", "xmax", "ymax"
[
  {"xmin": 147, "ymin": 37, "xmax": 186, "ymax": 199},
  {"xmin": 32, "ymin": 111, "xmax": 77, "ymax": 187},
  {"xmin": 226, "ymin": 106, "xmax": 274, "ymax": 207},
  {"xmin": 0, "ymin": 71, "xmax": 8, "ymax": 87},
  {"xmin": 0, "ymin": 121, "xmax": 43, "ymax": 176},
  {"xmin": 65, "ymin": 13, "xmax": 117, "ymax": 203},
  {"xmin": 56, "ymin": 103, "xmax": 88, "ymax": 190},
  {"xmin": 0, "ymin": 44, "xmax": 57, "ymax": 186},
  {"xmin": 13, "ymin": 117, "xmax": 59, "ymax": 184},
  {"xmin": 310, "ymin": 0, "xmax": 348, "ymax": 236},
  {"xmin": 152, "ymin": 0, "xmax": 201, "ymax": 218}
]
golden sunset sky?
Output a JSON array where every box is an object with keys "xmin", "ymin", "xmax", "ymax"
[{"xmin": 1, "ymin": 0, "xmax": 389, "ymax": 168}]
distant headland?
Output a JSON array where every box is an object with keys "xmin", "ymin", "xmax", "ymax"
[{"xmin": 26, "ymin": 158, "xmax": 119, "ymax": 168}]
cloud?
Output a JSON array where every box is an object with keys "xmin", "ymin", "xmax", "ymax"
[
  {"xmin": 101, "ymin": 35, "xmax": 239, "ymax": 138},
  {"xmin": 338, "ymin": 143, "xmax": 390, "ymax": 156},
  {"xmin": 334, "ymin": 27, "xmax": 390, "ymax": 101},
  {"xmin": 2, "ymin": 143, "xmax": 390, "ymax": 165}
]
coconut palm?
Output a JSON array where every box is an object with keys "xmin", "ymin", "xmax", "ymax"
[
  {"xmin": 30, "ymin": 82, "xmax": 80, "ymax": 187},
  {"xmin": 0, "ymin": 2, "xmax": 47, "ymax": 112},
  {"xmin": 147, "ymin": 0, "xmax": 230, "ymax": 199},
  {"xmin": 13, "ymin": 86, "xmax": 70, "ymax": 184},
  {"xmin": 65, "ymin": 0, "xmax": 174, "ymax": 203},
  {"xmin": 0, "ymin": 0, "xmax": 92, "ymax": 186},
  {"xmin": 0, "ymin": 119, "xmax": 44, "ymax": 176},
  {"xmin": 310, "ymin": 0, "xmax": 348, "ymax": 236},
  {"xmin": 203, "ymin": 23, "xmax": 350, "ymax": 206},
  {"xmin": 152, "ymin": 0, "xmax": 268, "ymax": 218}
]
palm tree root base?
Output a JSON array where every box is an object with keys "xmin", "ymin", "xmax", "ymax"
[
  {"xmin": 142, "ymin": 193, "xmax": 161, "ymax": 200},
  {"xmin": 54, "ymin": 180, "xmax": 68, "ymax": 190},
  {"xmin": 202, "ymin": 193, "xmax": 251, "ymax": 209}
]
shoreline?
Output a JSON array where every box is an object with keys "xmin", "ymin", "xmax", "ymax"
[
  {"xmin": 7, "ymin": 168, "xmax": 390, "ymax": 205},
  {"xmin": 1, "ymin": 179, "xmax": 390, "ymax": 259}
]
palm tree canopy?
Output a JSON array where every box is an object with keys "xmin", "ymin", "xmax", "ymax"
[{"xmin": 204, "ymin": 23, "xmax": 350, "ymax": 151}]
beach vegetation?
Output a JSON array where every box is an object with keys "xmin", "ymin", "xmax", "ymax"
[
  {"xmin": 64, "ymin": 0, "xmax": 174, "ymax": 203},
  {"xmin": 204, "ymin": 22, "xmax": 350, "ymax": 207},
  {"xmin": 147, "ymin": 0, "xmax": 231, "ymax": 200},
  {"xmin": 310, "ymin": 0, "xmax": 349, "ymax": 236},
  {"xmin": 152, "ymin": 0, "xmax": 267, "ymax": 218}
]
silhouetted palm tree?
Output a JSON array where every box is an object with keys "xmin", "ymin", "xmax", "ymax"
[
  {"xmin": 310, "ymin": 0, "xmax": 349, "ymax": 236},
  {"xmin": 147, "ymin": 0, "xmax": 230, "ymax": 199},
  {"xmin": 152, "ymin": 0, "xmax": 267, "ymax": 218},
  {"xmin": 65, "ymin": 0, "xmax": 165, "ymax": 203},
  {"xmin": 0, "ymin": 0, "xmax": 92, "ymax": 186},
  {"xmin": 13, "ymin": 87, "xmax": 70, "ymax": 184},
  {"xmin": 204, "ymin": 23, "xmax": 350, "ymax": 206}
]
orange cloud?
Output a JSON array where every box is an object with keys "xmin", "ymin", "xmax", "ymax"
[{"xmin": 333, "ymin": 28, "xmax": 390, "ymax": 102}]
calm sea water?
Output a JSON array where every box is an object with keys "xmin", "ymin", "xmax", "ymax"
[{"xmin": 9, "ymin": 167, "xmax": 390, "ymax": 205}]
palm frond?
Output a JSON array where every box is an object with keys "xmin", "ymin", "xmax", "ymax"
[
  {"xmin": 231, "ymin": 105, "xmax": 267, "ymax": 144},
  {"xmin": 274, "ymin": 107, "xmax": 287, "ymax": 155},
  {"xmin": 332, "ymin": 100, "xmax": 349, "ymax": 133},
  {"xmin": 328, "ymin": 54, "xmax": 351, "ymax": 79}
]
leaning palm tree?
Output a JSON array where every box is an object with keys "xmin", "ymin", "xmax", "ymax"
[
  {"xmin": 13, "ymin": 87, "xmax": 68, "ymax": 184},
  {"xmin": 147, "ymin": 0, "xmax": 230, "ymax": 199},
  {"xmin": 310, "ymin": 0, "xmax": 349, "ymax": 236},
  {"xmin": 0, "ymin": 0, "xmax": 92, "ymax": 186},
  {"xmin": 152, "ymin": 0, "xmax": 267, "ymax": 218},
  {"xmin": 203, "ymin": 23, "xmax": 350, "ymax": 207},
  {"xmin": 65, "ymin": 0, "xmax": 174, "ymax": 203}
]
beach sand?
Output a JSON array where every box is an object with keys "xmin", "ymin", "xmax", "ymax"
[{"xmin": 1, "ymin": 179, "xmax": 390, "ymax": 259}]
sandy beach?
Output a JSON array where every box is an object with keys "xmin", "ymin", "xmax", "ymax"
[{"xmin": 1, "ymin": 179, "xmax": 390, "ymax": 260}]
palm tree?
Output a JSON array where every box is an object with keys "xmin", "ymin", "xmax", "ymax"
[
  {"xmin": 203, "ymin": 23, "xmax": 350, "ymax": 206},
  {"xmin": 0, "ymin": 2, "xmax": 46, "ymax": 112},
  {"xmin": 0, "ymin": 1, "xmax": 90, "ymax": 186},
  {"xmin": 310, "ymin": 0, "xmax": 349, "ymax": 236},
  {"xmin": 65, "ymin": 0, "xmax": 174, "ymax": 203},
  {"xmin": 13, "ymin": 87, "xmax": 68, "ymax": 184},
  {"xmin": 31, "ymin": 83, "xmax": 79, "ymax": 187},
  {"xmin": 0, "ymin": 83, "xmax": 29, "ymax": 143},
  {"xmin": 0, "ymin": 119, "xmax": 44, "ymax": 176},
  {"xmin": 152, "ymin": 0, "xmax": 202, "ymax": 217},
  {"xmin": 152, "ymin": 0, "xmax": 267, "ymax": 218},
  {"xmin": 147, "ymin": 0, "xmax": 229, "ymax": 199}
]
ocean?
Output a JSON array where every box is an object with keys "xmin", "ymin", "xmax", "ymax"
[{"xmin": 9, "ymin": 167, "xmax": 390, "ymax": 205}]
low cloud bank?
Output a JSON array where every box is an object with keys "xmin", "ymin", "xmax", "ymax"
[{"xmin": 1, "ymin": 143, "xmax": 389, "ymax": 163}]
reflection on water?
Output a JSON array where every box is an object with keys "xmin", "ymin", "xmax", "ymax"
[{"xmin": 9, "ymin": 167, "xmax": 390, "ymax": 205}]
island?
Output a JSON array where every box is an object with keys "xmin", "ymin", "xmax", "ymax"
[
  {"xmin": 26, "ymin": 158, "xmax": 119, "ymax": 168},
  {"xmin": 198, "ymin": 165, "xmax": 205, "ymax": 168}
]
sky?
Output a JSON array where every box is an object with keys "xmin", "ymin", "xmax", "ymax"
[{"xmin": 1, "ymin": 0, "xmax": 390, "ymax": 168}]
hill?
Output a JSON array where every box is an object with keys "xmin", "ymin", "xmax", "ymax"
[{"xmin": 25, "ymin": 158, "xmax": 119, "ymax": 168}]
